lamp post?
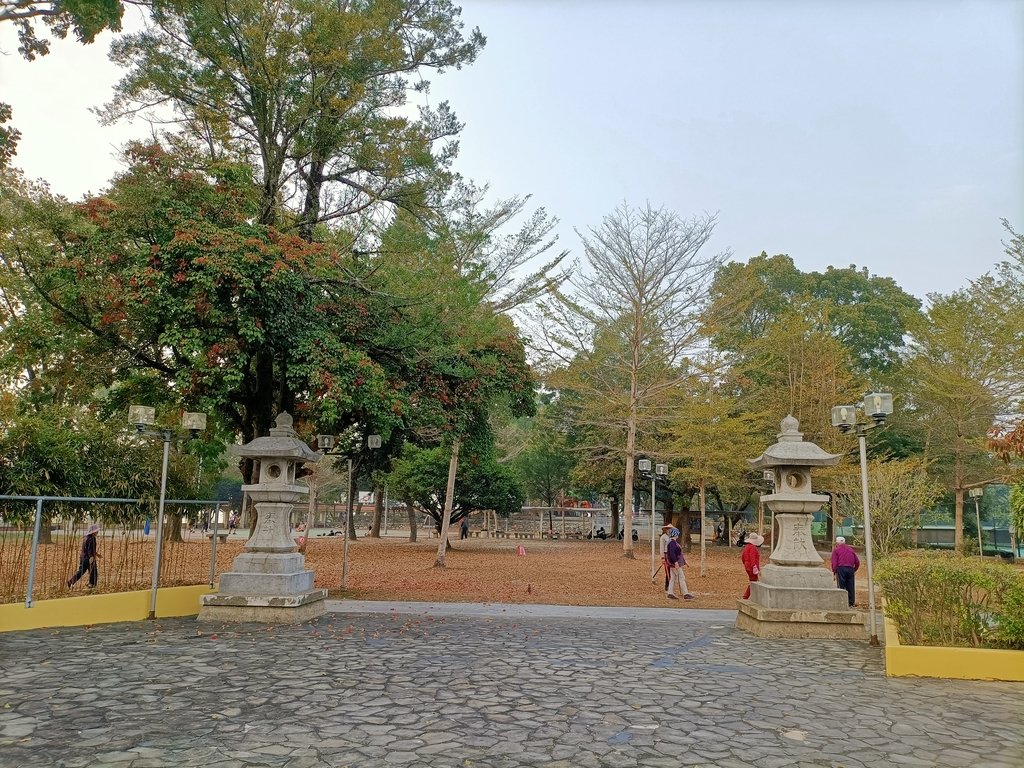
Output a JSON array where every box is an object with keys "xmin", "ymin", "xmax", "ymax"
[
  {"xmin": 969, "ymin": 487, "xmax": 984, "ymax": 557},
  {"xmin": 831, "ymin": 391, "xmax": 893, "ymax": 647},
  {"xmin": 129, "ymin": 405, "xmax": 207, "ymax": 620},
  {"xmin": 639, "ymin": 459, "xmax": 668, "ymax": 578}
]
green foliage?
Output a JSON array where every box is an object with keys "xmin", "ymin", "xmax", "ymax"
[
  {"xmin": 509, "ymin": 404, "xmax": 575, "ymax": 507},
  {"xmin": 1011, "ymin": 485, "xmax": 1024, "ymax": 543},
  {"xmin": 834, "ymin": 457, "xmax": 944, "ymax": 557},
  {"xmin": 0, "ymin": 395, "xmax": 222, "ymax": 526},
  {"xmin": 3, "ymin": 144, "xmax": 409, "ymax": 447},
  {"xmin": 707, "ymin": 252, "xmax": 921, "ymax": 376},
  {"xmin": 876, "ymin": 551, "xmax": 1024, "ymax": 650},
  {"xmin": 1, "ymin": 0, "xmax": 123, "ymax": 60},
  {"xmin": 103, "ymin": 0, "xmax": 483, "ymax": 232},
  {"xmin": 387, "ymin": 438, "xmax": 524, "ymax": 530}
]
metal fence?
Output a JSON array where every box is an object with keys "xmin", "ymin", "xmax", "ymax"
[{"xmin": 0, "ymin": 495, "xmax": 229, "ymax": 608}]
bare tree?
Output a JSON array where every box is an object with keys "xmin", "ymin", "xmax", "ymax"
[{"xmin": 537, "ymin": 202, "xmax": 728, "ymax": 558}]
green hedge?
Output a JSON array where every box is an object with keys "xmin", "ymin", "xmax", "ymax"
[{"xmin": 876, "ymin": 551, "xmax": 1024, "ymax": 650}]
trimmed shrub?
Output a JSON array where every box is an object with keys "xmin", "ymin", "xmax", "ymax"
[{"xmin": 876, "ymin": 551, "xmax": 1024, "ymax": 650}]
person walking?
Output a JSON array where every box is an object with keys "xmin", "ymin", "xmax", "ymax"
[
  {"xmin": 459, "ymin": 517, "xmax": 469, "ymax": 540},
  {"xmin": 67, "ymin": 523, "xmax": 101, "ymax": 590},
  {"xmin": 665, "ymin": 528, "xmax": 694, "ymax": 600},
  {"xmin": 659, "ymin": 523, "xmax": 673, "ymax": 589},
  {"xmin": 831, "ymin": 536, "xmax": 861, "ymax": 607},
  {"xmin": 741, "ymin": 532, "xmax": 764, "ymax": 599}
]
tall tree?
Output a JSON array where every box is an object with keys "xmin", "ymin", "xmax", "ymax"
[
  {"xmin": 708, "ymin": 253, "xmax": 921, "ymax": 377},
  {"xmin": 103, "ymin": 0, "xmax": 483, "ymax": 235},
  {"xmin": 666, "ymin": 355, "xmax": 763, "ymax": 576},
  {"xmin": 538, "ymin": 202, "xmax": 728, "ymax": 558},
  {"xmin": 901, "ymin": 285, "xmax": 1024, "ymax": 549},
  {"xmin": 1, "ymin": 145, "xmax": 411, "ymax": 477}
]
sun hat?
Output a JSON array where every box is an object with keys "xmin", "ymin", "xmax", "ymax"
[
  {"xmin": 86, "ymin": 523, "xmax": 100, "ymax": 535},
  {"xmin": 669, "ymin": 528, "xmax": 680, "ymax": 538},
  {"xmin": 747, "ymin": 533, "xmax": 765, "ymax": 546},
  {"xmin": 661, "ymin": 523, "xmax": 674, "ymax": 530},
  {"xmin": 835, "ymin": 536, "xmax": 846, "ymax": 544}
]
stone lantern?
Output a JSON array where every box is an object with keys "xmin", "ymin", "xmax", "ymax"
[
  {"xmin": 199, "ymin": 412, "xmax": 326, "ymax": 623},
  {"xmin": 736, "ymin": 415, "xmax": 866, "ymax": 639}
]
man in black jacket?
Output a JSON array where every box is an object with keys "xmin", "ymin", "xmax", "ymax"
[{"xmin": 67, "ymin": 523, "xmax": 101, "ymax": 589}]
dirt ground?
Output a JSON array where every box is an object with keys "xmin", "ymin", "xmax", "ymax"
[
  {"xmin": 8, "ymin": 529, "xmax": 862, "ymax": 609},
  {"xmin": 304, "ymin": 535, "xmax": 766, "ymax": 610}
]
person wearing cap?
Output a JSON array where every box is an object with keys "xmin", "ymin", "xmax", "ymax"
[
  {"xmin": 665, "ymin": 528, "xmax": 694, "ymax": 600},
  {"xmin": 831, "ymin": 536, "xmax": 860, "ymax": 607},
  {"xmin": 659, "ymin": 523, "xmax": 674, "ymax": 589},
  {"xmin": 741, "ymin": 532, "xmax": 764, "ymax": 599},
  {"xmin": 67, "ymin": 523, "xmax": 101, "ymax": 589}
]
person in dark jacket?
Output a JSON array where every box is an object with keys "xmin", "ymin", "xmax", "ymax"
[
  {"xmin": 459, "ymin": 518, "xmax": 469, "ymax": 540},
  {"xmin": 67, "ymin": 523, "xmax": 101, "ymax": 589},
  {"xmin": 665, "ymin": 528, "xmax": 694, "ymax": 600},
  {"xmin": 831, "ymin": 536, "xmax": 861, "ymax": 607}
]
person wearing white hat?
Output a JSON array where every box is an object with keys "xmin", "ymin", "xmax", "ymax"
[
  {"xmin": 665, "ymin": 528, "xmax": 695, "ymax": 600},
  {"xmin": 67, "ymin": 523, "xmax": 101, "ymax": 589},
  {"xmin": 741, "ymin": 532, "xmax": 765, "ymax": 599}
]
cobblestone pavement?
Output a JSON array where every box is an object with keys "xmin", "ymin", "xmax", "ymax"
[{"xmin": 2, "ymin": 603, "xmax": 1022, "ymax": 768}]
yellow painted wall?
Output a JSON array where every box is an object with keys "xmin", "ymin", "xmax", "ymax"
[
  {"xmin": 0, "ymin": 585, "xmax": 215, "ymax": 633},
  {"xmin": 883, "ymin": 615, "xmax": 1024, "ymax": 682}
]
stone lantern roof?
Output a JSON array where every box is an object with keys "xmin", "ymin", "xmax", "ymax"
[
  {"xmin": 748, "ymin": 415, "xmax": 842, "ymax": 469},
  {"xmin": 229, "ymin": 412, "xmax": 321, "ymax": 464}
]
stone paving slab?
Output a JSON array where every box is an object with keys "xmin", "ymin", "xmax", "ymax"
[{"xmin": 0, "ymin": 604, "xmax": 1021, "ymax": 767}]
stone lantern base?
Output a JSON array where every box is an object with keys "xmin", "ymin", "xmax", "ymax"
[
  {"xmin": 736, "ymin": 564, "xmax": 866, "ymax": 640},
  {"xmin": 735, "ymin": 600, "xmax": 867, "ymax": 640},
  {"xmin": 198, "ymin": 552, "xmax": 326, "ymax": 624},
  {"xmin": 198, "ymin": 590, "xmax": 327, "ymax": 624}
]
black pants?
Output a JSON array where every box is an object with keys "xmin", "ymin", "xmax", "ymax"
[
  {"xmin": 836, "ymin": 566, "xmax": 856, "ymax": 607},
  {"xmin": 69, "ymin": 558, "xmax": 98, "ymax": 588}
]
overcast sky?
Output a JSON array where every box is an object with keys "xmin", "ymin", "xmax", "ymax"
[{"xmin": 2, "ymin": 0, "xmax": 1021, "ymax": 301}]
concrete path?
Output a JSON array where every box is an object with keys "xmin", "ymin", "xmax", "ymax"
[{"xmin": 1, "ymin": 602, "xmax": 1021, "ymax": 767}]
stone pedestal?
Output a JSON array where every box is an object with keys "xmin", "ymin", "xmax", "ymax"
[
  {"xmin": 198, "ymin": 412, "xmax": 325, "ymax": 624},
  {"xmin": 737, "ymin": 416, "xmax": 865, "ymax": 640},
  {"xmin": 736, "ymin": 600, "xmax": 866, "ymax": 640}
]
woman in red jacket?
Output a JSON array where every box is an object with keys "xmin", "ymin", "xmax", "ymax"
[{"xmin": 741, "ymin": 532, "xmax": 764, "ymax": 599}]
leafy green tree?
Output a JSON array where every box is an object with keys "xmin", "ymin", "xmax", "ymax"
[
  {"xmin": 510, "ymin": 406, "xmax": 574, "ymax": 507},
  {"xmin": 103, "ymin": 0, "xmax": 483, "ymax": 234},
  {"xmin": 0, "ymin": 395, "xmax": 219, "ymax": 542},
  {"xmin": 4, "ymin": 144, "xmax": 408, "ymax": 447},
  {"xmin": 386, "ymin": 439, "xmax": 524, "ymax": 533},
  {"xmin": 708, "ymin": 253, "xmax": 921, "ymax": 376},
  {"xmin": 666, "ymin": 354, "xmax": 763, "ymax": 575},
  {"xmin": 901, "ymin": 283, "xmax": 1024, "ymax": 549}
]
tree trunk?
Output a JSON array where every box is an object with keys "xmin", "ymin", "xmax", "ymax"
[
  {"xmin": 954, "ymin": 488, "xmax": 965, "ymax": 551},
  {"xmin": 369, "ymin": 487, "xmax": 383, "ymax": 537},
  {"xmin": 164, "ymin": 512, "xmax": 184, "ymax": 542},
  {"xmin": 954, "ymin": 455, "xmax": 964, "ymax": 550},
  {"xmin": 682, "ymin": 511, "xmax": 693, "ymax": 553},
  {"xmin": 699, "ymin": 482, "xmax": 707, "ymax": 577},
  {"xmin": 609, "ymin": 494, "xmax": 620, "ymax": 540},
  {"xmin": 346, "ymin": 462, "xmax": 359, "ymax": 540},
  {"xmin": 622, "ymin": 396, "xmax": 638, "ymax": 558},
  {"xmin": 406, "ymin": 501, "xmax": 417, "ymax": 542},
  {"xmin": 435, "ymin": 439, "xmax": 461, "ymax": 567},
  {"xmin": 39, "ymin": 513, "xmax": 53, "ymax": 545}
]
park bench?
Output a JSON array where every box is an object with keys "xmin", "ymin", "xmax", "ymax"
[{"xmin": 207, "ymin": 532, "xmax": 230, "ymax": 544}]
